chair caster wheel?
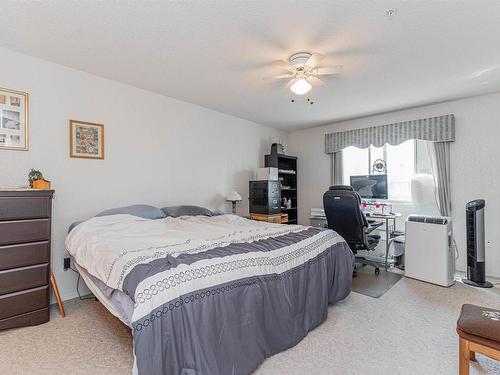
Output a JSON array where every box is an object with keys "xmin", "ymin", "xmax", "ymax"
[{"xmin": 375, "ymin": 268, "xmax": 380, "ymax": 275}]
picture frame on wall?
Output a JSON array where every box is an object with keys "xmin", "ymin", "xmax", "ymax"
[
  {"xmin": 0, "ymin": 87, "xmax": 29, "ymax": 151},
  {"xmin": 69, "ymin": 120, "xmax": 104, "ymax": 159}
]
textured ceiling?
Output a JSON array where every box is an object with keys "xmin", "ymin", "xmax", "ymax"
[{"xmin": 0, "ymin": 0, "xmax": 499, "ymax": 130}]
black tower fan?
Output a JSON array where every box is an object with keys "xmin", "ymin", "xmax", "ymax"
[{"xmin": 462, "ymin": 199, "xmax": 493, "ymax": 288}]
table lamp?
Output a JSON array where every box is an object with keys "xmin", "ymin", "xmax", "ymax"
[{"xmin": 226, "ymin": 191, "xmax": 242, "ymax": 214}]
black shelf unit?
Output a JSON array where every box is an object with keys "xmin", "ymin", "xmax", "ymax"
[{"xmin": 265, "ymin": 153, "xmax": 297, "ymax": 224}]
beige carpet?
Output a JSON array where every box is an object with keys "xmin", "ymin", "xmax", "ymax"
[{"xmin": 1, "ymin": 277, "xmax": 499, "ymax": 375}]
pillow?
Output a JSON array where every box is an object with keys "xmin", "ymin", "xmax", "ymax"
[
  {"xmin": 96, "ymin": 204, "xmax": 166, "ymax": 220},
  {"xmin": 161, "ymin": 205, "xmax": 213, "ymax": 218},
  {"xmin": 68, "ymin": 220, "xmax": 84, "ymax": 233}
]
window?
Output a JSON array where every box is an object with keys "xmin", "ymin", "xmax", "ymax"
[{"xmin": 342, "ymin": 140, "xmax": 431, "ymax": 202}]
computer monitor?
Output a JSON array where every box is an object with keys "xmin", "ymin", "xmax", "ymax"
[{"xmin": 350, "ymin": 174, "xmax": 388, "ymax": 200}]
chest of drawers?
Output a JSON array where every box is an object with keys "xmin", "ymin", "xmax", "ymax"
[{"xmin": 0, "ymin": 189, "xmax": 54, "ymax": 330}]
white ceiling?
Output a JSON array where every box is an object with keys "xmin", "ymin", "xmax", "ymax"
[{"xmin": 1, "ymin": 1, "xmax": 500, "ymax": 131}]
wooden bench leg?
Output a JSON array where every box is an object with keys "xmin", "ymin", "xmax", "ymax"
[
  {"xmin": 50, "ymin": 272, "xmax": 65, "ymax": 318},
  {"xmin": 459, "ymin": 337, "xmax": 470, "ymax": 375},
  {"xmin": 469, "ymin": 351, "xmax": 476, "ymax": 362}
]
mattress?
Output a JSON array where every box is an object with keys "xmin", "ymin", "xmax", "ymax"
[
  {"xmin": 74, "ymin": 262, "xmax": 130, "ymax": 325},
  {"xmin": 66, "ymin": 214, "xmax": 354, "ymax": 375}
]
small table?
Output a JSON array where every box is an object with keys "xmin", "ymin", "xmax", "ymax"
[
  {"xmin": 310, "ymin": 216, "xmax": 328, "ymax": 229},
  {"xmin": 364, "ymin": 212, "xmax": 402, "ymax": 270}
]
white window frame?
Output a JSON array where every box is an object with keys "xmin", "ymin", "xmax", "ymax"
[{"xmin": 342, "ymin": 140, "xmax": 428, "ymax": 204}]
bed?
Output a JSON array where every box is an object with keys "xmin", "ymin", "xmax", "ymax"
[{"xmin": 65, "ymin": 208, "xmax": 354, "ymax": 375}]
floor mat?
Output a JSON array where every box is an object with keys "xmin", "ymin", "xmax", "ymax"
[{"xmin": 351, "ymin": 266, "xmax": 403, "ymax": 298}]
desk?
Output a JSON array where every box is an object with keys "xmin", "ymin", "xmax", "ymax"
[
  {"xmin": 365, "ymin": 212, "xmax": 402, "ymax": 270},
  {"xmin": 310, "ymin": 212, "xmax": 402, "ymax": 271}
]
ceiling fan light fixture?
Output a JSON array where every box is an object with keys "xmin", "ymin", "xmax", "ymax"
[{"xmin": 290, "ymin": 78, "xmax": 312, "ymax": 95}]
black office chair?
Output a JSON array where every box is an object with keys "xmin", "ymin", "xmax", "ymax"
[{"xmin": 323, "ymin": 185, "xmax": 384, "ymax": 276}]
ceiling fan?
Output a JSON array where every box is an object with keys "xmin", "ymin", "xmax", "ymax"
[{"xmin": 264, "ymin": 52, "xmax": 342, "ymax": 95}]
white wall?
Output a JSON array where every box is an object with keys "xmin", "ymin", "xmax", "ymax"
[
  {"xmin": 288, "ymin": 92, "xmax": 500, "ymax": 278},
  {"xmin": 0, "ymin": 48, "xmax": 286, "ymax": 300}
]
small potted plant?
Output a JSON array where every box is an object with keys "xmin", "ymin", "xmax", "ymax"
[{"xmin": 28, "ymin": 169, "xmax": 51, "ymax": 189}]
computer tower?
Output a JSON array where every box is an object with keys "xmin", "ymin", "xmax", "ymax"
[
  {"xmin": 463, "ymin": 199, "xmax": 492, "ymax": 288},
  {"xmin": 249, "ymin": 180, "xmax": 281, "ymax": 215}
]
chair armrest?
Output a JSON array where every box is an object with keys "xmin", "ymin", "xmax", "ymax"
[{"xmin": 365, "ymin": 221, "xmax": 384, "ymax": 234}]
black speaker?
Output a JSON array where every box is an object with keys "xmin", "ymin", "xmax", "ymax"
[
  {"xmin": 270, "ymin": 143, "xmax": 284, "ymax": 155},
  {"xmin": 462, "ymin": 199, "xmax": 493, "ymax": 288}
]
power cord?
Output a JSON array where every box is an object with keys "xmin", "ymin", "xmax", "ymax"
[
  {"xmin": 448, "ymin": 233, "xmax": 500, "ymax": 287},
  {"xmin": 451, "ymin": 236, "xmax": 459, "ymax": 260},
  {"xmin": 68, "ymin": 267, "xmax": 95, "ymax": 300},
  {"xmin": 450, "ymin": 237, "xmax": 500, "ymax": 287}
]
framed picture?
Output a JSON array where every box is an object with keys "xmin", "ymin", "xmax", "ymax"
[
  {"xmin": 69, "ymin": 120, "xmax": 104, "ymax": 159},
  {"xmin": 0, "ymin": 87, "xmax": 28, "ymax": 151}
]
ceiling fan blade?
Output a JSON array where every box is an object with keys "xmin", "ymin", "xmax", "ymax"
[
  {"xmin": 284, "ymin": 79, "xmax": 297, "ymax": 89},
  {"xmin": 307, "ymin": 76, "xmax": 325, "ymax": 86},
  {"xmin": 262, "ymin": 73, "xmax": 294, "ymax": 81},
  {"xmin": 313, "ymin": 65, "xmax": 343, "ymax": 76},
  {"xmin": 305, "ymin": 53, "xmax": 325, "ymax": 69},
  {"xmin": 271, "ymin": 60, "xmax": 292, "ymax": 71}
]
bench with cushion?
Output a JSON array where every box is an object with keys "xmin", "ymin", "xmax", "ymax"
[{"xmin": 456, "ymin": 304, "xmax": 500, "ymax": 374}]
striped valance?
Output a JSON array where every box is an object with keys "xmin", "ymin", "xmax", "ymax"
[{"xmin": 325, "ymin": 114, "xmax": 455, "ymax": 154}]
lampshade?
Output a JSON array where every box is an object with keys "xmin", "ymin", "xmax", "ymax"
[
  {"xmin": 226, "ymin": 191, "xmax": 242, "ymax": 202},
  {"xmin": 290, "ymin": 78, "xmax": 312, "ymax": 95}
]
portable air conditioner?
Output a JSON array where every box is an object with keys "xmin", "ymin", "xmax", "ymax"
[{"xmin": 404, "ymin": 215, "xmax": 455, "ymax": 287}]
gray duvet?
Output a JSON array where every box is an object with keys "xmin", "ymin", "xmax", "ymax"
[{"xmin": 65, "ymin": 214, "xmax": 354, "ymax": 375}]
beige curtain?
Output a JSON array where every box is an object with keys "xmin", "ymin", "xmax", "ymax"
[
  {"xmin": 428, "ymin": 142, "xmax": 452, "ymax": 216},
  {"xmin": 332, "ymin": 150, "xmax": 343, "ymax": 186}
]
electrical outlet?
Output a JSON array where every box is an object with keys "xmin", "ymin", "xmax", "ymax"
[{"xmin": 63, "ymin": 257, "xmax": 71, "ymax": 270}]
